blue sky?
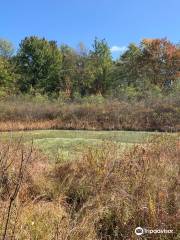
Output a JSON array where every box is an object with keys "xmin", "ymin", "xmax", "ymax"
[{"xmin": 1, "ymin": 0, "xmax": 180, "ymax": 58}]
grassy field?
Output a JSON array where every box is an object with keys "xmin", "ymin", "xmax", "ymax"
[
  {"xmin": 0, "ymin": 130, "xmax": 179, "ymax": 239},
  {"xmin": 0, "ymin": 130, "xmax": 173, "ymax": 159}
]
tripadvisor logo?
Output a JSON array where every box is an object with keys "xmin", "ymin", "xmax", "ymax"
[
  {"xmin": 135, "ymin": 227, "xmax": 173, "ymax": 236},
  {"xmin": 135, "ymin": 227, "xmax": 144, "ymax": 236}
]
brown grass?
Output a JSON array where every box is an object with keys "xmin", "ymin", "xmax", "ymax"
[
  {"xmin": 0, "ymin": 97, "xmax": 179, "ymax": 132},
  {"xmin": 0, "ymin": 135, "xmax": 179, "ymax": 239},
  {"xmin": 0, "ymin": 120, "xmax": 59, "ymax": 131}
]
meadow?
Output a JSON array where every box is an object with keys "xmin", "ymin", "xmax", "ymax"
[
  {"xmin": 0, "ymin": 130, "xmax": 168, "ymax": 159},
  {"xmin": 0, "ymin": 96, "xmax": 179, "ymax": 240},
  {"xmin": 0, "ymin": 11, "xmax": 180, "ymax": 240},
  {"xmin": 0, "ymin": 129, "xmax": 179, "ymax": 239}
]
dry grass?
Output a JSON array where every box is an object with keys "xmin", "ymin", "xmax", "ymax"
[
  {"xmin": 0, "ymin": 97, "xmax": 179, "ymax": 131},
  {"xmin": 50, "ymin": 137, "xmax": 180, "ymax": 239},
  {"xmin": 0, "ymin": 134, "xmax": 179, "ymax": 239},
  {"xmin": 0, "ymin": 120, "xmax": 59, "ymax": 131}
]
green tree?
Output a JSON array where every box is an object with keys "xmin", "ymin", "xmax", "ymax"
[
  {"xmin": 59, "ymin": 44, "xmax": 78, "ymax": 97},
  {"xmin": 59, "ymin": 43, "xmax": 95, "ymax": 97},
  {"xmin": 0, "ymin": 39, "xmax": 17, "ymax": 96},
  {"xmin": 109, "ymin": 43, "xmax": 144, "ymax": 97},
  {"xmin": 119, "ymin": 43, "xmax": 142, "ymax": 86},
  {"xmin": 16, "ymin": 36, "xmax": 62, "ymax": 94},
  {"xmin": 90, "ymin": 38, "xmax": 112, "ymax": 94},
  {"xmin": 74, "ymin": 43, "xmax": 95, "ymax": 96},
  {"xmin": 0, "ymin": 57, "xmax": 17, "ymax": 96},
  {"xmin": 0, "ymin": 39, "xmax": 14, "ymax": 58}
]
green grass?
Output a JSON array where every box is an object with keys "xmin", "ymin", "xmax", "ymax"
[{"xmin": 0, "ymin": 130, "xmax": 175, "ymax": 160}]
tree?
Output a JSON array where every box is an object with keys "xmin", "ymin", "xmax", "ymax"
[
  {"xmin": 89, "ymin": 38, "xmax": 112, "ymax": 94},
  {"xmin": 59, "ymin": 44, "xmax": 78, "ymax": 97},
  {"xmin": 0, "ymin": 39, "xmax": 14, "ymax": 58},
  {"xmin": 0, "ymin": 39, "xmax": 17, "ymax": 97},
  {"xmin": 0, "ymin": 57, "xmax": 17, "ymax": 96},
  {"xmin": 16, "ymin": 36, "xmax": 62, "ymax": 94},
  {"xmin": 140, "ymin": 38, "xmax": 179, "ymax": 87},
  {"xmin": 59, "ymin": 43, "xmax": 95, "ymax": 97},
  {"xmin": 117, "ymin": 43, "xmax": 142, "ymax": 87},
  {"xmin": 74, "ymin": 43, "xmax": 95, "ymax": 96},
  {"xmin": 113, "ymin": 38, "xmax": 180, "ymax": 95}
]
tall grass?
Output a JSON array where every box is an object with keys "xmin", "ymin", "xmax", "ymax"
[
  {"xmin": 0, "ymin": 96, "xmax": 179, "ymax": 131},
  {"xmin": 0, "ymin": 135, "xmax": 179, "ymax": 239}
]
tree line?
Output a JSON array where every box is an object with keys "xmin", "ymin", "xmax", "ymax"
[{"xmin": 0, "ymin": 36, "xmax": 179, "ymax": 99}]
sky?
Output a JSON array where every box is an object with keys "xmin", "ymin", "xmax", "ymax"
[{"xmin": 1, "ymin": 0, "xmax": 180, "ymax": 58}]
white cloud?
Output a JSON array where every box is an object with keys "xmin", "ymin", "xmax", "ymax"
[{"xmin": 110, "ymin": 45, "xmax": 127, "ymax": 53}]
